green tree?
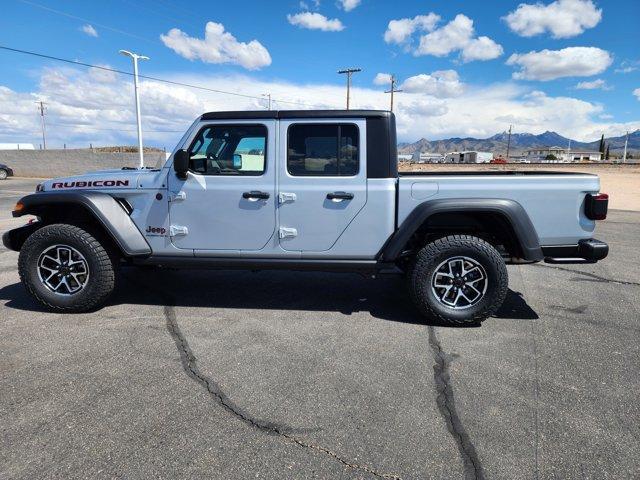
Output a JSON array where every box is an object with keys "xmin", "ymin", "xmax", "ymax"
[
  {"xmin": 605, "ymin": 144, "xmax": 610, "ymax": 160},
  {"xmin": 599, "ymin": 134, "xmax": 605, "ymax": 154},
  {"xmin": 545, "ymin": 154, "xmax": 558, "ymax": 160}
]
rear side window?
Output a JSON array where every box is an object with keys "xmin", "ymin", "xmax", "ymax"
[
  {"xmin": 188, "ymin": 124, "xmax": 266, "ymax": 176},
  {"xmin": 287, "ymin": 124, "xmax": 359, "ymax": 176}
]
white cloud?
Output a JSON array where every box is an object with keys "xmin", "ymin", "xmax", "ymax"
[
  {"xmin": 615, "ymin": 60, "xmax": 639, "ymax": 74},
  {"xmin": 575, "ymin": 78, "xmax": 611, "ymax": 90},
  {"xmin": 507, "ymin": 47, "xmax": 612, "ymax": 81},
  {"xmin": 1, "ymin": 66, "xmax": 639, "ymax": 150},
  {"xmin": 401, "ymin": 70, "xmax": 464, "ymax": 98},
  {"xmin": 80, "ymin": 24, "xmax": 98, "ymax": 37},
  {"xmin": 504, "ymin": 0, "xmax": 601, "ymax": 39},
  {"xmin": 373, "ymin": 73, "xmax": 392, "ymax": 86},
  {"xmin": 160, "ymin": 22, "xmax": 271, "ymax": 70},
  {"xmin": 383, "ymin": 13, "xmax": 440, "ymax": 44},
  {"xmin": 634, "ymin": 88, "xmax": 640, "ymax": 101},
  {"xmin": 287, "ymin": 12, "xmax": 345, "ymax": 31},
  {"xmin": 461, "ymin": 36, "xmax": 505, "ymax": 62},
  {"xmin": 415, "ymin": 14, "xmax": 503, "ymax": 62},
  {"xmin": 403, "ymin": 98, "xmax": 448, "ymax": 117},
  {"xmin": 339, "ymin": 0, "xmax": 361, "ymax": 12}
]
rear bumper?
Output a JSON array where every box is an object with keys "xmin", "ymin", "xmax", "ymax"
[{"xmin": 542, "ymin": 238, "xmax": 609, "ymax": 264}]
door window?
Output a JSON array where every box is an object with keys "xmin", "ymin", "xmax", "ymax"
[
  {"xmin": 287, "ymin": 124, "xmax": 359, "ymax": 176},
  {"xmin": 188, "ymin": 125, "xmax": 267, "ymax": 176}
]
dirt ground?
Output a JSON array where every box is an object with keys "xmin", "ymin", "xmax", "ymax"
[{"xmin": 399, "ymin": 163, "xmax": 640, "ymax": 212}]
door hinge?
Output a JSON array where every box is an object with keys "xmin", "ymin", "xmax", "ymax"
[
  {"xmin": 170, "ymin": 191, "xmax": 186, "ymax": 202},
  {"xmin": 278, "ymin": 192, "xmax": 297, "ymax": 204},
  {"xmin": 278, "ymin": 227, "xmax": 298, "ymax": 239},
  {"xmin": 169, "ymin": 225, "xmax": 189, "ymax": 237}
]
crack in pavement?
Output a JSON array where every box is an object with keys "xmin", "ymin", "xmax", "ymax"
[
  {"xmin": 533, "ymin": 263, "xmax": 640, "ymax": 287},
  {"xmin": 427, "ymin": 326, "xmax": 485, "ymax": 480},
  {"xmin": 163, "ymin": 302, "xmax": 402, "ymax": 480}
]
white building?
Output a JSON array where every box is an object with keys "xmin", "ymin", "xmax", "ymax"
[
  {"xmin": 411, "ymin": 151, "xmax": 445, "ymax": 163},
  {"xmin": 444, "ymin": 151, "xmax": 493, "ymax": 164},
  {"xmin": 525, "ymin": 147, "xmax": 602, "ymax": 163}
]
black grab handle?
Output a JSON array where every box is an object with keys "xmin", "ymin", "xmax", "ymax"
[
  {"xmin": 243, "ymin": 191, "xmax": 270, "ymax": 200},
  {"xmin": 326, "ymin": 192, "xmax": 354, "ymax": 200}
]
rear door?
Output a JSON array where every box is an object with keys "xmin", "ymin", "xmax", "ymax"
[
  {"xmin": 168, "ymin": 121, "xmax": 276, "ymax": 251},
  {"xmin": 277, "ymin": 119, "xmax": 367, "ymax": 252}
]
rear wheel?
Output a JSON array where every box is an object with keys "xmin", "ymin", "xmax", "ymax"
[
  {"xmin": 408, "ymin": 235, "xmax": 508, "ymax": 326},
  {"xmin": 18, "ymin": 224, "xmax": 115, "ymax": 312},
  {"xmin": 0, "ymin": 169, "xmax": 8, "ymax": 180}
]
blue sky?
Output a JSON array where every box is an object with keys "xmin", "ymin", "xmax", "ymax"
[{"xmin": 0, "ymin": 0, "xmax": 638, "ymax": 147}]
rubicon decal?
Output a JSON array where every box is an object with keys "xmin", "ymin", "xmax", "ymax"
[{"xmin": 51, "ymin": 180, "xmax": 130, "ymax": 188}]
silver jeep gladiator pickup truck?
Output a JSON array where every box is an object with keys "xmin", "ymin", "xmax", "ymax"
[{"xmin": 3, "ymin": 110, "xmax": 609, "ymax": 325}]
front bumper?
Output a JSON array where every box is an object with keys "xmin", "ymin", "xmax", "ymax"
[
  {"xmin": 541, "ymin": 238, "xmax": 609, "ymax": 264},
  {"xmin": 2, "ymin": 222, "xmax": 42, "ymax": 252}
]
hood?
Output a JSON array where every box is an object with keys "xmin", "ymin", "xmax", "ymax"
[{"xmin": 40, "ymin": 168, "xmax": 166, "ymax": 192}]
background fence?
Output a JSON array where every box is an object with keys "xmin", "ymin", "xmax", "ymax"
[{"xmin": 0, "ymin": 149, "xmax": 168, "ymax": 178}]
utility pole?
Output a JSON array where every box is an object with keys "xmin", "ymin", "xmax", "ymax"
[
  {"xmin": 119, "ymin": 50, "xmax": 149, "ymax": 169},
  {"xmin": 36, "ymin": 101, "xmax": 47, "ymax": 150},
  {"xmin": 623, "ymin": 131, "xmax": 629, "ymax": 163},
  {"xmin": 262, "ymin": 93, "xmax": 272, "ymax": 110},
  {"xmin": 337, "ymin": 68, "xmax": 361, "ymax": 110},
  {"xmin": 385, "ymin": 75, "xmax": 402, "ymax": 112},
  {"xmin": 506, "ymin": 124, "xmax": 512, "ymax": 160}
]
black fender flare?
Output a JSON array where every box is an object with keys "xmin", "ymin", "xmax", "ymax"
[
  {"xmin": 9, "ymin": 191, "xmax": 151, "ymax": 256},
  {"xmin": 380, "ymin": 198, "xmax": 543, "ymax": 262}
]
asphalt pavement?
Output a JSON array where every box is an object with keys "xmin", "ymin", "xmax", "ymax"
[{"xmin": 1, "ymin": 178, "xmax": 638, "ymax": 479}]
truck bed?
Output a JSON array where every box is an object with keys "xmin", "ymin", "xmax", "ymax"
[
  {"xmin": 397, "ymin": 171, "xmax": 600, "ymax": 246},
  {"xmin": 399, "ymin": 170, "xmax": 598, "ymax": 176}
]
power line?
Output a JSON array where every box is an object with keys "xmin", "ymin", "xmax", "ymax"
[
  {"xmin": 0, "ymin": 45, "xmax": 327, "ymax": 108},
  {"xmin": 36, "ymin": 100, "xmax": 47, "ymax": 149},
  {"xmin": 17, "ymin": 0, "xmax": 158, "ymax": 45}
]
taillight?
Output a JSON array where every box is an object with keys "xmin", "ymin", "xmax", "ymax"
[{"xmin": 585, "ymin": 193, "xmax": 608, "ymax": 220}]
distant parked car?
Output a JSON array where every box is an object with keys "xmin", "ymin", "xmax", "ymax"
[{"xmin": 0, "ymin": 163, "xmax": 14, "ymax": 180}]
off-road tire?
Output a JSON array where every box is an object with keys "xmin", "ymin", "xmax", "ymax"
[
  {"xmin": 0, "ymin": 169, "xmax": 8, "ymax": 180},
  {"xmin": 408, "ymin": 235, "xmax": 508, "ymax": 326},
  {"xmin": 18, "ymin": 224, "xmax": 115, "ymax": 312}
]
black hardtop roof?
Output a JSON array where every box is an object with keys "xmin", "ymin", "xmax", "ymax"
[{"xmin": 200, "ymin": 110, "xmax": 393, "ymax": 121}]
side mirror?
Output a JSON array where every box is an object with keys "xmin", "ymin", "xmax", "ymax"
[
  {"xmin": 173, "ymin": 149, "xmax": 189, "ymax": 179},
  {"xmin": 233, "ymin": 153, "xmax": 243, "ymax": 169}
]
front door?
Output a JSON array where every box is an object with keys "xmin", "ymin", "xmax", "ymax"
[
  {"xmin": 168, "ymin": 121, "xmax": 276, "ymax": 251},
  {"xmin": 277, "ymin": 119, "xmax": 367, "ymax": 252}
]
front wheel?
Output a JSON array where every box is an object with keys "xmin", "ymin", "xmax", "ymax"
[
  {"xmin": 18, "ymin": 224, "xmax": 116, "ymax": 312},
  {"xmin": 408, "ymin": 235, "xmax": 508, "ymax": 326}
]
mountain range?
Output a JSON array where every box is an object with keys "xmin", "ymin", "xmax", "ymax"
[{"xmin": 398, "ymin": 130, "xmax": 640, "ymax": 156}]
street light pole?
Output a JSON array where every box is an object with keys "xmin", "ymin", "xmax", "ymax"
[
  {"xmin": 337, "ymin": 68, "xmax": 361, "ymax": 110},
  {"xmin": 120, "ymin": 50, "xmax": 149, "ymax": 169}
]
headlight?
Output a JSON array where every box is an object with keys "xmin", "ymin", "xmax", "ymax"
[{"xmin": 35, "ymin": 183, "xmax": 44, "ymax": 192}]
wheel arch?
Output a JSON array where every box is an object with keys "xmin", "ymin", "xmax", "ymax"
[
  {"xmin": 379, "ymin": 198, "xmax": 543, "ymax": 262},
  {"xmin": 7, "ymin": 191, "xmax": 151, "ymax": 257}
]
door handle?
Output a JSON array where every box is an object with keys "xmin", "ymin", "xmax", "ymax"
[
  {"xmin": 326, "ymin": 192, "xmax": 354, "ymax": 201},
  {"xmin": 242, "ymin": 191, "xmax": 270, "ymax": 200}
]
